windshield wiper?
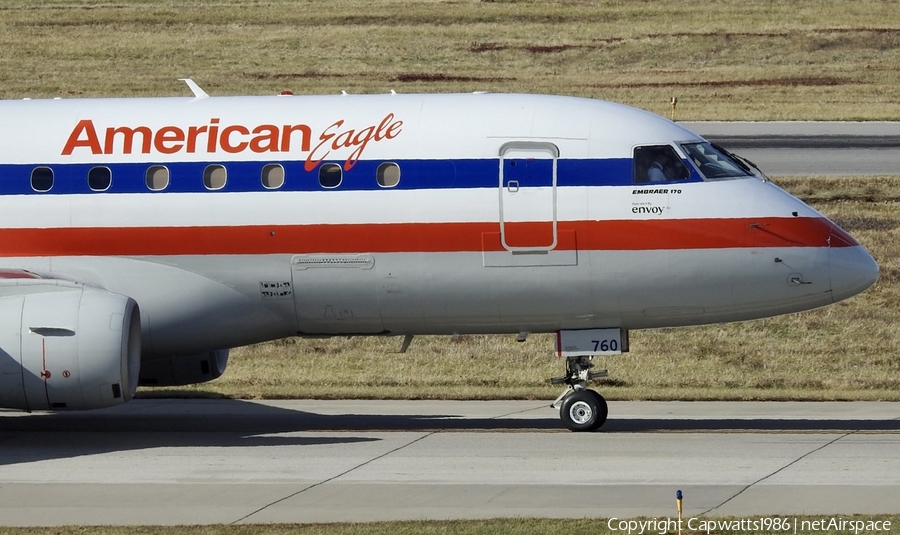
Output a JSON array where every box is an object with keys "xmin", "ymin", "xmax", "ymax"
[{"xmin": 711, "ymin": 143, "xmax": 769, "ymax": 182}]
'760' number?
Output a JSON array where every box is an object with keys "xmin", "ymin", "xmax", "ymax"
[
  {"xmin": 592, "ymin": 339, "xmax": 618, "ymax": 352},
  {"xmin": 557, "ymin": 328, "xmax": 625, "ymax": 357}
]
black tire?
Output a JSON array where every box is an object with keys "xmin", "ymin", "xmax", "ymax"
[{"xmin": 559, "ymin": 389, "xmax": 608, "ymax": 432}]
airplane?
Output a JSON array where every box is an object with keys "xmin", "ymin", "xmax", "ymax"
[{"xmin": 0, "ymin": 81, "xmax": 879, "ymax": 431}]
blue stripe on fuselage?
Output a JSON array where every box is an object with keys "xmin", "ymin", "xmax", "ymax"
[{"xmin": 0, "ymin": 158, "xmax": 703, "ymax": 195}]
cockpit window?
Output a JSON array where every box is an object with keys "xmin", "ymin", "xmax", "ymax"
[
  {"xmin": 633, "ymin": 145, "xmax": 690, "ymax": 183},
  {"xmin": 680, "ymin": 142, "xmax": 753, "ymax": 179}
]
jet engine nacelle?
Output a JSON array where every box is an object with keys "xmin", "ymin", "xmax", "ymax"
[
  {"xmin": 139, "ymin": 349, "xmax": 229, "ymax": 386},
  {"xmin": 0, "ymin": 284, "xmax": 141, "ymax": 411}
]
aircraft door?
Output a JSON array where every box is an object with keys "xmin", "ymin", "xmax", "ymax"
[{"xmin": 499, "ymin": 142, "xmax": 558, "ymax": 251}]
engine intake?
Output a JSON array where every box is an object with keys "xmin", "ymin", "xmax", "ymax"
[{"xmin": 0, "ymin": 284, "xmax": 141, "ymax": 411}]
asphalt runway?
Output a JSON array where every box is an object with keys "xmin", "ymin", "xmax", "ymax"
[{"xmin": 1, "ymin": 399, "xmax": 899, "ymax": 526}]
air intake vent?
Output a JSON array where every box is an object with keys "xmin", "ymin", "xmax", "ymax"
[{"xmin": 292, "ymin": 254, "xmax": 375, "ymax": 270}]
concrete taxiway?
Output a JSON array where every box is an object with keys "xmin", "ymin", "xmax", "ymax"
[{"xmin": 1, "ymin": 400, "xmax": 898, "ymax": 526}]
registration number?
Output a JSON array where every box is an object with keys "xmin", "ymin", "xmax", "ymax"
[{"xmin": 556, "ymin": 328, "xmax": 628, "ymax": 357}]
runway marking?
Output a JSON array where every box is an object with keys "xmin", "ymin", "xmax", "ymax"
[
  {"xmin": 230, "ymin": 431, "xmax": 437, "ymax": 524},
  {"xmin": 702, "ymin": 413, "xmax": 900, "ymax": 515}
]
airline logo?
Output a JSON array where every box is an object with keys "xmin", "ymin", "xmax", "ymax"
[{"xmin": 61, "ymin": 113, "xmax": 403, "ymax": 171}]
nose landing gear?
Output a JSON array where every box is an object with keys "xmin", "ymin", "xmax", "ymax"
[{"xmin": 551, "ymin": 355, "xmax": 609, "ymax": 432}]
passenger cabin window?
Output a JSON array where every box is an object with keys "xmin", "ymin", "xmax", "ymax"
[
  {"xmin": 318, "ymin": 163, "xmax": 342, "ymax": 188},
  {"xmin": 31, "ymin": 167, "xmax": 54, "ymax": 192},
  {"xmin": 633, "ymin": 145, "xmax": 690, "ymax": 183},
  {"xmin": 203, "ymin": 164, "xmax": 227, "ymax": 190},
  {"xmin": 89, "ymin": 166, "xmax": 112, "ymax": 191},
  {"xmin": 376, "ymin": 162, "xmax": 400, "ymax": 188},
  {"xmin": 680, "ymin": 142, "xmax": 753, "ymax": 179},
  {"xmin": 261, "ymin": 164, "xmax": 285, "ymax": 189},
  {"xmin": 146, "ymin": 165, "xmax": 170, "ymax": 191}
]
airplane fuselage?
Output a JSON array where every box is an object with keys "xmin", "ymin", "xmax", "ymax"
[{"xmin": 0, "ymin": 91, "xmax": 878, "ymax": 412}]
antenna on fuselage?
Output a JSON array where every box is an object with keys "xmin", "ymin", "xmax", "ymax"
[{"xmin": 179, "ymin": 78, "xmax": 209, "ymax": 99}]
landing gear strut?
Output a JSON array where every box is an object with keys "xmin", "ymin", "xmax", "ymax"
[{"xmin": 551, "ymin": 355, "xmax": 608, "ymax": 432}]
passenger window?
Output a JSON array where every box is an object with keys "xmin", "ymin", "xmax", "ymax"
[
  {"xmin": 203, "ymin": 164, "xmax": 227, "ymax": 190},
  {"xmin": 633, "ymin": 145, "xmax": 690, "ymax": 183},
  {"xmin": 88, "ymin": 166, "xmax": 111, "ymax": 191},
  {"xmin": 318, "ymin": 163, "xmax": 342, "ymax": 188},
  {"xmin": 376, "ymin": 162, "xmax": 400, "ymax": 188},
  {"xmin": 146, "ymin": 165, "xmax": 170, "ymax": 191},
  {"xmin": 31, "ymin": 167, "xmax": 54, "ymax": 192},
  {"xmin": 261, "ymin": 164, "xmax": 285, "ymax": 189}
]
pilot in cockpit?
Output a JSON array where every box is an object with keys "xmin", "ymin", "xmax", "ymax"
[
  {"xmin": 647, "ymin": 151, "xmax": 669, "ymax": 182},
  {"xmin": 634, "ymin": 145, "xmax": 690, "ymax": 183}
]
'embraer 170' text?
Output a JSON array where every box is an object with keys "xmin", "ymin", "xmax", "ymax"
[{"xmin": 61, "ymin": 113, "xmax": 403, "ymax": 171}]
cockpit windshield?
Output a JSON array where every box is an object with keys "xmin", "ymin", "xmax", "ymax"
[{"xmin": 680, "ymin": 142, "xmax": 754, "ymax": 180}]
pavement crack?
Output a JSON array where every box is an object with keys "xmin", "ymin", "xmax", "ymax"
[
  {"xmin": 229, "ymin": 431, "xmax": 437, "ymax": 524},
  {"xmin": 490, "ymin": 404, "xmax": 550, "ymax": 420},
  {"xmin": 700, "ymin": 429, "xmax": 861, "ymax": 515}
]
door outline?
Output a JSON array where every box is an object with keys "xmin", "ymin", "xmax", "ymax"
[{"xmin": 498, "ymin": 141, "xmax": 559, "ymax": 252}]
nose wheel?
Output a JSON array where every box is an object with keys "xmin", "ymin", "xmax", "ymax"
[
  {"xmin": 551, "ymin": 355, "xmax": 609, "ymax": 432},
  {"xmin": 559, "ymin": 389, "xmax": 608, "ymax": 432}
]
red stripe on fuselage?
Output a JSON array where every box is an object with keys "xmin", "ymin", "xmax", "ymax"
[
  {"xmin": 0, "ymin": 217, "xmax": 854, "ymax": 257},
  {"xmin": 0, "ymin": 269, "xmax": 41, "ymax": 278}
]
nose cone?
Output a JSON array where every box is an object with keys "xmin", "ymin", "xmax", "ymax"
[{"xmin": 830, "ymin": 244, "xmax": 879, "ymax": 303}]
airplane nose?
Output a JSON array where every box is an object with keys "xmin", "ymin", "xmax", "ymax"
[{"xmin": 829, "ymin": 242, "xmax": 879, "ymax": 303}]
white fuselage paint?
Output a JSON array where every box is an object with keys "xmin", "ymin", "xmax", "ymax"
[{"xmin": 0, "ymin": 92, "xmax": 878, "ymax": 359}]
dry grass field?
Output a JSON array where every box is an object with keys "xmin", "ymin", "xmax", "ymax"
[
  {"xmin": 1, "ymin": 1, "xmax": 898, "ymax": 401},
  {"xmin": 4, "ymin": 517, "xmax": 900, "ymax": 535},
  {"xmin": 1, "ymin": 0, "xmax": 899, "ymax": 120}
]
